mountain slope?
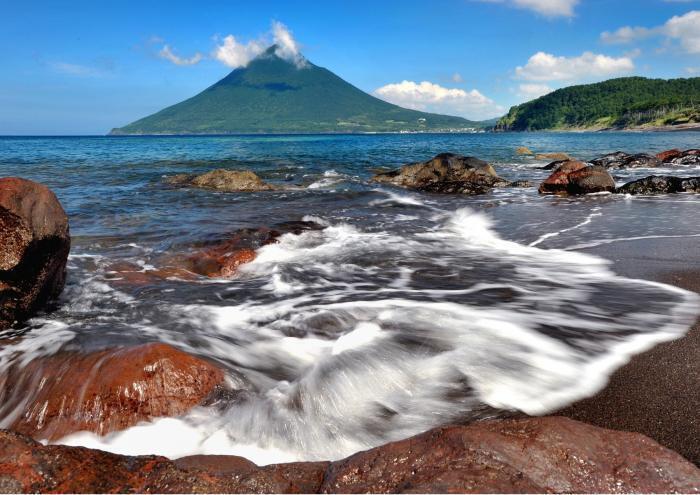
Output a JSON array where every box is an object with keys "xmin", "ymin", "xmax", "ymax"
[
  {"xmin": 111, "ymin": 47, "xmax": 480, "ymax": 134},
  {"xmin": 497, "ymin": 77, "xmax": 700, "ymax": 131}
]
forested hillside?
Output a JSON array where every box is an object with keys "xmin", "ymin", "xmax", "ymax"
[{"xmin": 497, "ymin": 77, "xmax": 700, "ymax": 131}]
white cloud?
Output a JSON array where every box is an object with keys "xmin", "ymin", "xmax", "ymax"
[
  {"xmin": 373, "ymin": 80, "xmax": 504, "ymax": 120},
  {"xmin": 158, "ymin": 45, "xmax": 203, "ymax": 66},
  {"xmin": 518, "ymin": 83, "xmax": 553, "ymax": 99},
  {"xmin": 213, "ymin": 21, "xmax": 306, "ymax": 69},
  {"xmin": 515, "ymin": 51, "xmax": 635, "ymax": 82},
  {"xmin": 600, "ymin": 10, "xmax": 700, "ymax": 54},
  {"xmin": 687, "ymin": 66, "xmax": 700, "ymax": 75},
  {"xmin": 477, "ymin": 0, "xmax": 579, "ymax": 17},
  {"xmin": 601, "ymin": 26, "xmax": 653, "ymax": 44},
  {"xmin": 664, "ymin": 11, "xmax": 700, "ymax": 53},
  {"xmin": 452, "ymin": 73, "xmax": 464, "ymax": 83},
  {"xmin": 213, "ymin": 35, "xmax": 266, "ymax": 68}
]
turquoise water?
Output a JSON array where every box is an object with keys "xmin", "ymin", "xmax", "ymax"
[{"xmin": 0, "ymin": 132, "xmax": 699, "ymax": 463}]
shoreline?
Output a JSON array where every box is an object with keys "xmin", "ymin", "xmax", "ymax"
[{"xmin": 556, "ymin": 237, "xmax": 700, "ymax": 466}]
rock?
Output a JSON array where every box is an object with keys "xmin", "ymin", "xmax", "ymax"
[
  {"xmin": 0, "ymin": 178, "xmax": 70, "ymax": 330},
  {"xmin": 184, "ymin": 221, "xmax": 322, "ymax": 278},
  {"xmin": 322, "ymin": 417, "xmax": 700, "ymax": 493},
  {"xmin": 669, "ymin": 149, "xmax": 700, "ymax": 166},
  {"xmin": 516, "ymin": 146, "xmax": 533, "ymax": 155},
  {"xmin": 167, "ymin": 169, "xmax": 277, "ymax": 192},
  {"xmin": 1, "ymin": 417, "xmax": 698, "ymax": 493},
  {"xmin": 535, "ymin": 152, "xmax": 571, "ymax": 161},
  {"xmin": 617, "ymin": 175, "xmax": 700, "ymax": 195},
  {"xmin": 1, "ymin": 343, "xmax": 225, "ymax": 440},
  {"xmin": 371, "ymin": 153, "xmax": 513, "ymax": 195},
  {"xmin": 591, "ymin": 152, "xmax": 661, "ymax": 169},
  {"xmin": 539, "ymin": 162, "xmax": 615, "ymax": 195},
  {"xmin": 656, "ymin": 148, "xmax": 683, "ymax": 162}
]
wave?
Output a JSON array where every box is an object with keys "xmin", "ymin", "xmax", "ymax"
[{"xmin": 43, "ymin": 207, "xmax": 700, "ymax": 464}]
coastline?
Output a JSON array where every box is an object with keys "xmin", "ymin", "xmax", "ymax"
[{"xmin": 556, "ymin": 237, "xmax": 700, "ymax": 466}]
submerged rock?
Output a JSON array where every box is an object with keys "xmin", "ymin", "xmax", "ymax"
[
  {"xmin": 591, "ymin": 151, "xmax": 661, "ymax": 169},
  {"xmin": 166, "ymin": 169, "xmax": 277, "ymax": 192},
  {"xmin": 1, "ymin": 343, "xmax": 225, "ymax": 440},
  {"xmin": 515, "ymin": 146, "xmax": 533, "ymax": 155},
  {"xmin": 535, "ymin": 152, "xmax": 571, "ymax": 161},
  {"xmin": 106, "ymin": 221, "xmax": 324, "ymax": 283},
  {"xmin": 0, "ymin": 178, "xmax": 70, "ymax": 330},
  {"xmin": 617, "ymin": 175, "xmax": 700, "ymax": 195},
  {"xmin": 539, "ymin": 161, "xmax": 615, "ymax": 195},
  {"xmin": 0, "ymin": 417, "xmax": 698, "ymax": 493},
  {"xmin": 371, "ymin": 152, "xmax": 520, "ymax": 195}
]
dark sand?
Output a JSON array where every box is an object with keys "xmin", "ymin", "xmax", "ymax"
[{"xmin": 556, "ymin": 237, "xmax": 700, "ymax": 465}]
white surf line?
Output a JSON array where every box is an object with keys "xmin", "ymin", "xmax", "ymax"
[
  {"xmin": 566, "ymin": 233, "xmax": 700, "ymax": 251},
  {"xmin": 529, "ymin": 209, "xmax": 602, "ymax": 247}
]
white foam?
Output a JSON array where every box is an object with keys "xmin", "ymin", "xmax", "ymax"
[{"xmin": 36, "ymin": 207, "xmax": 700, "ymax": 465}]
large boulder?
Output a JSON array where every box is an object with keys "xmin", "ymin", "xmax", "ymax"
[
  {"xmin": 166, "ymin": 169, "xmax": 277, "ymax": 192},
  {"xmin": 372, "ymin": 153, "xmax": 519, "ymax": 195},
  {"xmin": 591, "ymin": 152, "xmax": 661, "ymax": 169},
  {"xmin": 617, "ymin": 175, "xmax": 700, "ymax": 195},
  {"xmin": 0, "ymin": 343, "xmax": 225, "ymax": 440},
  {"xmin": 539, "ymin": 161, "xmax": 615, "ymax": 195},
  {"xmin": 0, "ymin": 178, "xmax": 70, "ymax": 330},
  {"xmin": 0, "ymin": 417, "xmax": 698, "ymax": 493}
]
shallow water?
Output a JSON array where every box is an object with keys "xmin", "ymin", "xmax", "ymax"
[{"xmin": 1, "ymin": 133, "xmax": 699, "ymax": 464}]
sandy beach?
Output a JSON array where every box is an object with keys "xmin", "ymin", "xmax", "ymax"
[{"xmin": 558, "ymin": 237, "xmax": 700, "ymax": 465}]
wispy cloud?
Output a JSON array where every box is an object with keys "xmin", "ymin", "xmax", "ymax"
[
  {"xmin": 514, "ymin": 51, "xmax": 635, "ymax": 82},
  {"xmin": 475, "ymin": 0, "xmax": 579, "ymax": 18},
  {"xmin": 158, "ymin": 45, "xmax": 203, "ymax": 66},
  {"xmin": 50, "ymin": 61, "xmax": 110, "ymax": 77},
  {"xmin": 601, "ymin": 10, "xmax": 700, "ymax": 54},
  {"xmin": 374, "ymin": 80, "xmax": 504, "ymax": 120}
]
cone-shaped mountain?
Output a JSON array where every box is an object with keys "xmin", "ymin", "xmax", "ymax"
[{"xmin": 111, "ymin": 46, "xmax": 479, "ymax": 134}]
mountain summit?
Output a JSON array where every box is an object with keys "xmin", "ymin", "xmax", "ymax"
[{"xmin": 110, "ymin": 47, "xmax": 478, "ymax": 134}]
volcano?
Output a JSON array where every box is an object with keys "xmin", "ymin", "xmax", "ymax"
[{"xmin": 110, "ymin": 46, "xmax": 479, "ymax": 134}]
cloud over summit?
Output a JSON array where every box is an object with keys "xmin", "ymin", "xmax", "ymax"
[{"xmin": 213, "ymin": 22, "xmax": 306, "ymax": 69}]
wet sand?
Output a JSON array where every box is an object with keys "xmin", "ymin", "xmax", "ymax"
[{"xmin": 556, "ymin": 237, "xmax": 700, "ymax": 465}]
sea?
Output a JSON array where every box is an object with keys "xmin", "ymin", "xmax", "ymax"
[{"xmin": 0, "ymin": 132, "xmax": 699, "ymax": 464}]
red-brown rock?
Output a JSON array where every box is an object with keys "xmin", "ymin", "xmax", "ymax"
[
  {"xmin": 539, "ymin": 161, "xmax": 615, "ymax": 195},
  {"xmin": 321, "ymin": 417, "xmax": 700, "ymax": 493},
  {"xmin": 1, "ymin": 343, "xmax": 224, "ymax": 440},
  {"xmin": 1, "ymin": 417, "xmax": 698, "ymax": 493},
  {"xmin": 656, "ymin": 148, "xmax": 683, "ymax": 162},
  {"xmin": 0, "ymin": 178, "xmax": 70, "ymax": 329}
]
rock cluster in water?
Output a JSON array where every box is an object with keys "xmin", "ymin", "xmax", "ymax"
[
  {"xmin": 538, "ymin": 149, "xmax": 700, "ymax": 195},
  {"xmin": 0, "ymin": 178, "xmax": 70, "ymax": 330},
  {"xmin": 1, "ymin": 417, "xmax": 698, "ymax": 493},
  {"xmin": 371, "ymin": 153, "xmax": 531, "ymax": 194}
]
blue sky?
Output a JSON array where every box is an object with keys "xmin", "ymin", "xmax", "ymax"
[{"xmin": 2, "ymin": 0, "xmax": 700, "ymax": 134}]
